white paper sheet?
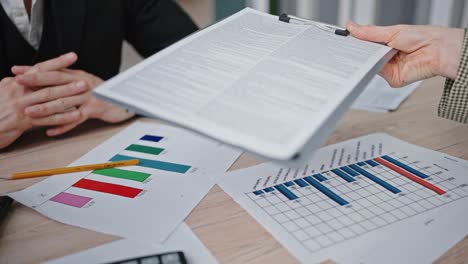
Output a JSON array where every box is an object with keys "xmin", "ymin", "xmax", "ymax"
[
  {"xmin": 352, "ymin": 76, "xmax": 421, "ymax": 112},
  {"xmin": 218, "ymin": 133, "xmax": 468, "ymax": 263},
  {"xmin": 94, "ymin": 8, "xmax": 393, "ymax": 160},
  {"xmin": 46, "ymin": 223, "xmax": 217, "ymax": 264},
  {"xmin": 9, "ymin": 122, "xmax": 241, "ymax": 243}
]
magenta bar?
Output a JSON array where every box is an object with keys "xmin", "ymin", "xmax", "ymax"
[{"xmin": 50, "ymin": 192, "xmax": 92, "ymax": 208}]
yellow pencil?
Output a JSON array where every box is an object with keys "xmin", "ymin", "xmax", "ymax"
[{"xmin": 5, "ymin": 159, "xmax": 139, "ymax": 180}]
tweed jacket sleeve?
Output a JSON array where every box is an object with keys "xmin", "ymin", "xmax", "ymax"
[{"xmin": 438, "ymin": 29, "xmax": 468, "ymax": 123}]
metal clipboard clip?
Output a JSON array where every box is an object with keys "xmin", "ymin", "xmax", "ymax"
[{"xmin": 279, "ymin": 13, "xmax": 350, "ymax": 36}]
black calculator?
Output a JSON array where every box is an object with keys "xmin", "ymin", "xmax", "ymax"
[{"xmin": 107, "ymin": 251, "xmax": 187, "ymax": 264}]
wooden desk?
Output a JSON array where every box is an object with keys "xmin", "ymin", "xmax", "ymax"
[{"xmin": 1, "ymin": 77, "xmax": 467, "ymax": 264}]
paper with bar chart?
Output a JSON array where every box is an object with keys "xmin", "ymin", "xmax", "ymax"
[
  {"xmin": 219, "ymin": 133, "xmax": 468, "ymax": 263},
  {"xmin": 10, "ymin": 122, "xmax": 241, "ymax": 243}
]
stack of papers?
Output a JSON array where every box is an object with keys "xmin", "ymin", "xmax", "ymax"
[{"xmin": 352, "ymin": 76, "xmax": 421, "ymax": 112}]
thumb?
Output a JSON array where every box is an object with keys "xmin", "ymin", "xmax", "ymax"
[{"xmin": 347, "ymin": 21, "xmax": 404, "ymax": 44}]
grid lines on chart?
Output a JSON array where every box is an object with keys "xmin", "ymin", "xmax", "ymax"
[{"xmin": 245, "ymin": 153, "xmax": 468, "ymax": 252}]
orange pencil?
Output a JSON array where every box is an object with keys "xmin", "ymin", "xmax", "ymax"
[{"xmin": 3, "ymin": 160, "xmax": 139, "ymax": 180}]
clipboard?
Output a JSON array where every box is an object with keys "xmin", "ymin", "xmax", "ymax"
[
  {"xmin": 272, "ymin": 13, "xmax": 397, "ymax": 164},
  {"xmin": 94, "ymin": 8, "xmax": 397, "ymax": 165}
]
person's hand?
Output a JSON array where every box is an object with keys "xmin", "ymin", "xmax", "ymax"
[
  {"xmin": 0, "ymin": 76, "xmax": 82, "ymax": 149},
  {"xmin": 14, "ymin": 53, "xmax": 134, "ymax": 136},
  {"xmin": 346, "ymin": 22, "xmax": 465, "ymax": 87}
]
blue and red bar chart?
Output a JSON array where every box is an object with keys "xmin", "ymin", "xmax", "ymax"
[{"xmin": 252, "ymin": 155, "xmax": 446, "ymax": 205}]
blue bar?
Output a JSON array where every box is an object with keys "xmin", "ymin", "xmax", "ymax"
[
  {"xmin": 303, "ymin": 176, "xmax": 349, "ymax": 206},
  {"xmin": 253, "ymin": 190, "xmax": 264, "ymax": 195},
  {"xmin": 264, "ymin": 187, "xmax": 275, "ymax": 192},
  {"xmin": 365, "ymin": 160, "xmax": 379, "ymax": 167},
  {"xmin": 341, "ymin": 166, "xmax": 359, "ymax": 177},
  {"xmin": 381, "ymin": 155, "xmax": 429, "ymax": 179},
  {"xmin": 284, "ymin": 181, "xmax": 295, "ymax": 187},
  {"xmin": 331, "ymin": 169, "xmax": 355, "ymax": 183},
  {"xmin": 111, "ymin": 154, "xmax": 191, "ymax": 174},
  {"xmin": 294, "ymin": 179, "xmax": 309, "ymax": 187},
  {"xmin": 313, "ymin": 174, "xmax": 327, "ymax": 182},
  {"xmin": 349, "ymin": 164, "xmax": 401, "ymax": 194},
  {"xmin": 140, "ymin": 135, "xmax": 163, "ymax": 142},
  {"xmin": 358, "ymin": 162, "xmax": 367, "ymax": 166},
  {"xmin": 274, "ymin": 185, "xmax": 299, "ymax": 200}
]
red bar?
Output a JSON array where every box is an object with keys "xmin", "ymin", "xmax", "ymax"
[
  {"xmin": 73, "ymin": 178, "xmax": 142, "ymax": 198},
  {"xmin": 374, "ymin": 158, "xmax": 446, "ymax": 195}
]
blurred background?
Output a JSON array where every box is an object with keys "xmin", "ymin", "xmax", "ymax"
[{"xmin": 121, "ymin": 0, "xmax": 468, "ymax": 70}]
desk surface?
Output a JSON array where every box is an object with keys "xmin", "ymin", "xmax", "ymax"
[{"xmin": 1, "ymin": 77, "xmax": 468, "ymax": 264}]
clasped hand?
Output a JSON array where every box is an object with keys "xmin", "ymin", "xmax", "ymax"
[{"xmin": 0, "ymin": 52, "xmax": 134, "ymax": 149}]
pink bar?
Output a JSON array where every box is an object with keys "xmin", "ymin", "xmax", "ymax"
[{"xmin": 50, "ymin": 192, "xmax": 92, "ymax": 208}]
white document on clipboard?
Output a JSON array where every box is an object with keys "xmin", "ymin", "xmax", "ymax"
[{"xmin": 94, "ymin": 8, "xmax": 394, "ymax": 163}]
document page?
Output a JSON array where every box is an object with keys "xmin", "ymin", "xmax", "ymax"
[
  {"xmin": 95, "ymin": 8, "xmax": 392, "ymax": 160},
  {"xmin": 352, "ymin": 76, "xmax": 421, "ymax": 112},
  {"xmin": 9, "ymin": 122, "xmax": 241, "ymax": 243},
  {"xmin": 218, "ymin": 134, "xmax": 468, "ymax": 263},
  {"xmin": 47, "ymin": 223, "xmax": 217, "ymax": 264}
]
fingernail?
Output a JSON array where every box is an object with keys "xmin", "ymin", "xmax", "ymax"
[
  {"xmin": 65, "ymin": 52, "xmax": 76, "ymax": 59},
  {"xmin": 11, "ymin": 66, "xmax": 20, "ymax": 75},
  {"xmin": 76, "ymin": 80, "xmax": 86, "ymax": 89},
  {"xmin": 71, "ymin": 111, "xmax": 80, "ymax": 117}
]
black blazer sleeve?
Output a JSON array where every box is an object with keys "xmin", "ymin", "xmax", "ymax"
[{"xmin": 124, "ymin": 0, "xmax": 198, "ymax": 58}]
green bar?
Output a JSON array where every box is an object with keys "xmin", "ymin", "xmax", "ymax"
[
  {"xmin": 93, "ymin": 168, "xmax": 151, "ymax": 182},
  {"xmin": 125, "ymin": 144, "xmax": 164, "ymax": 155}
]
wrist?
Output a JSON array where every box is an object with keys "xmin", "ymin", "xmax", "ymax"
[{"xmin": 438, "ymin": 28, "xmax": 465, "ymax": 80}]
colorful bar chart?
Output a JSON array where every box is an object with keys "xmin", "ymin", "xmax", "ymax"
[
  {"xmin": 111, "ymin": 154, "xmax": 191, "ymax": 174},
  {"xmin": 93, "ymin": 168, "xmax": 151, "ymax": 182},
  {"xmin": 47, "ymin": 132, "xmax": 197, "ymax": 208},
  {"xmin": 73, "ymin": 179, "xmax": 143, "ymax": 198},
  {"xmin": 50, "ymin": 192, "xmax": 92, "ymax": 208},
  {"xmin": 125, "ymin": 144, "xmax": 164, "ymax": 155}
]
